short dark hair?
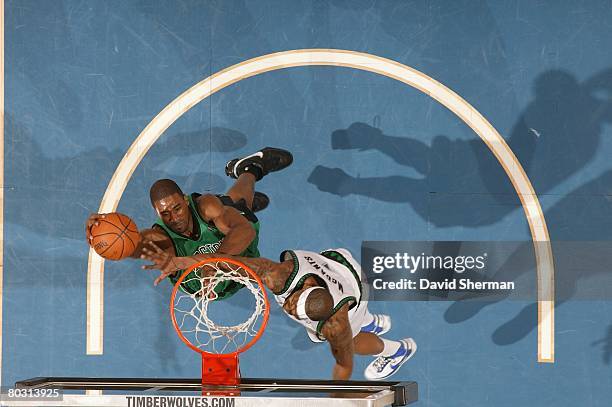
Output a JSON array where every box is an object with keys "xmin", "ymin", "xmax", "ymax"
[
  {"xmin": 149, "ymin": 179, "xmax": 183, "ymax": 206},
  {"xmin": 305, "ymin": 289, "xmax": 334, "ymax": 321}
]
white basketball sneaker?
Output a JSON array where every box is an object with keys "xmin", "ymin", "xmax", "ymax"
[
  {"xmin": 364, "ymin": 338, "xmax": 417, "ymax": 380},
  {"xmin": 360, "ymin": 314, "xmax": 392, "ymax": 336}
]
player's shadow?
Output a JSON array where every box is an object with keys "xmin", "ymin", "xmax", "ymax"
[
  {"xmin": 307, "ymin": 68, "xmax": 612, "ymax": 350},
  {"xmin": 444, "ymin": 169, "xmax": 612, "ymax": 347},
  {"xmin": 308, "ymin": 69, "xmax": 612, "ymax": 227},
  {"xmin": 592, "ymin": 323, "xmax": 612, "ymax": 365},
  {"xmin": 170, "ymin": 129, "xmax": 248, "ymax": 153},
  {"xmin": 5, "ymin": 113, "xmax": 246, "ymax": 240}
]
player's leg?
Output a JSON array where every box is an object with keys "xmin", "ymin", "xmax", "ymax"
[
  {"xmin": 353, "ymin": 332, "xmax": 385, "ymax": 355},
  {"xmin": 349, "ymin": 303, "xmax": 415, "ymax": 380},
  {"xmin": 224, "ymin": 147, "xmax": 292, "ymax": 210},
  {"xmin": 354, "ymin": 332, "xmax": 413, "ymax": 358},
  {"xmin": 224, "ymin": 175, "xmax": 269, "ymax": 212},
  {"xmin": 360, "ymin": 309, "xmax": 392, "ymax": 336},
  {"xmin": 224, "ymin": 147, "xmax": 293, "ymax": 211},
  {"xmin": 225, "ymin": 173, "xmax": 258, "ymax": 209}
]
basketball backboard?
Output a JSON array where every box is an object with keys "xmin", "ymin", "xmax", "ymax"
[{"xmin": 4, "ymin": 376, "xmax": 418, "ymax": 406}]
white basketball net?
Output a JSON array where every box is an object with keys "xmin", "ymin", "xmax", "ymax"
[{"xmin": 172, "ymin": 261, "xmax": 267, "ymax": 354}]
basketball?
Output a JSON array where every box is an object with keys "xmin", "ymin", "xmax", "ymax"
[{"xmin": 89, "ymin": 213, "xmax": 140, "ymax": 260}]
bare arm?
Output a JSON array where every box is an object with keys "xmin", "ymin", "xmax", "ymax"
[
  {"xmin": 130, "ymin": 227, "xmax": 175, "ymax": 259},
  {"xmin": 320, "ymin": 304, "xmax": 354, "ymax": 380},
  {"xmin": 222, "ymin": 255, "xmax": 290, "ymax": 293},
  {"xmin": 197, "ymin": 194, "xmax": 256, "ymax": 255},
  {"xmin": 140, "ymin": 242, "xmax": 290, "ymax": 292}
]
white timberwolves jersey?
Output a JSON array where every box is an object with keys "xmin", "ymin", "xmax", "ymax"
[{"xmin": 274, "ymin": 248, "xmax": 369, "ymax": 342}]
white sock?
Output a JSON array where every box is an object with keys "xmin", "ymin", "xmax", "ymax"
[
  {"xmin": 376, "ymin": 338, "xmax": 401, "ymax": 357},
  {"xmin": 361, "ymin": 312, "xmax": 375, "ymax": 328}
]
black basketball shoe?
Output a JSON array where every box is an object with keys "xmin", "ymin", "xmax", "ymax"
[
  {"xmin": 251, "ymin": 191, "xmax": 269, "ymax": 212},
  {"xmin": 225, "ymin": 147, "xmax": 293, "ymax": 181}
]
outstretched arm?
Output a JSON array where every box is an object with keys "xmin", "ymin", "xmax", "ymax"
[
  {"xmin": 130, "ymin": 227, "xmax": 175, "ymax": 259},
  {"xmin": 141, "ymin": 241, "xmax": 289, "ymax": 291},
  {"xmin": 224, "ymin": 255, "xmax": 289, "ymax": 293},
  {"xmin": 320, "ymin": 304, "xmax": 354, "ymax": 380}
]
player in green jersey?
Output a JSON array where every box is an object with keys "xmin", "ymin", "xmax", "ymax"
[{"xmin": 86, "ymin": 147, "xmax": 293, "ymax": 298}]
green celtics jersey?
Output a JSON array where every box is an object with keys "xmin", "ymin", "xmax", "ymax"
[{"xmin": 154, "ymin": 193, "xmax": 260, "ymax": 299}]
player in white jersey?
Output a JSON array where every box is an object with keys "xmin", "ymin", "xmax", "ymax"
[
  {"xmin": 141, "ymin": 243, "xmax": 417, "ymax": 381},
  {"xmin": 274, "ymin": 249, "xmax": 381, "ymax": 344}
]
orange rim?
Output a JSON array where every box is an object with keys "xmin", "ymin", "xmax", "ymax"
[{"xmin": 169, "ymin": 257, "xmax": 270, "ymax": 356}]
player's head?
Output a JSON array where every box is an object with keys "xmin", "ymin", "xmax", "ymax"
[
  {"xmin": 296, "ymin": 287, "xmax": 334, "ymax": 321},
  {"xmin": 149, "ymin": 179, "xmax": 191, "ymax": 234}
]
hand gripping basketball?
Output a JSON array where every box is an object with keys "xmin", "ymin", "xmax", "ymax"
[{"xmin": 87, "ymin": 212, "xmax": 141, "ymax": 260}]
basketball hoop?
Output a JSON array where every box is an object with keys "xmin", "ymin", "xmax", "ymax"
[{"xmin": 169, "ymin": 257, "xmax": 270, "ymax": 394}]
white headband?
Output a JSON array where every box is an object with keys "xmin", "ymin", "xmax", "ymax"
[{"xmin": 296, "ymin": 287, "xmax": 325, "ymax": 320}]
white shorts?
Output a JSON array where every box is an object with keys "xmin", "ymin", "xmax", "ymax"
[
  {"xmin": 305, "ymin": 301, "xmax": 374, "ymax": 343},
  {"xmin": 300, "ymin": 247, "xmax": 374, "ymax": 343}
]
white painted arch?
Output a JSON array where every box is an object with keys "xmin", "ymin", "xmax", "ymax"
[{"xmin": 86, "ymin": 49, "xmax": 555, "ymax": 362}]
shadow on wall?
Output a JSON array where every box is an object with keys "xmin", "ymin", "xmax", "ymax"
[
  {"xmin": 592, "ymin": 323, "xmax": 612, "ymax": 365},
  {"xmin": 445, "ymin": 169, "xmax": 612, "ymax": 347},
  {"xmin": 308, "ymin": 68, "xmax": 612, "ymax": 351},
  {"xmin": 5, "ymin": 112, "xmax": 248, "ymax": 240},
  {"xmin": 308, "ymin": 69, "xmax": 612, "ymax": 227}
]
